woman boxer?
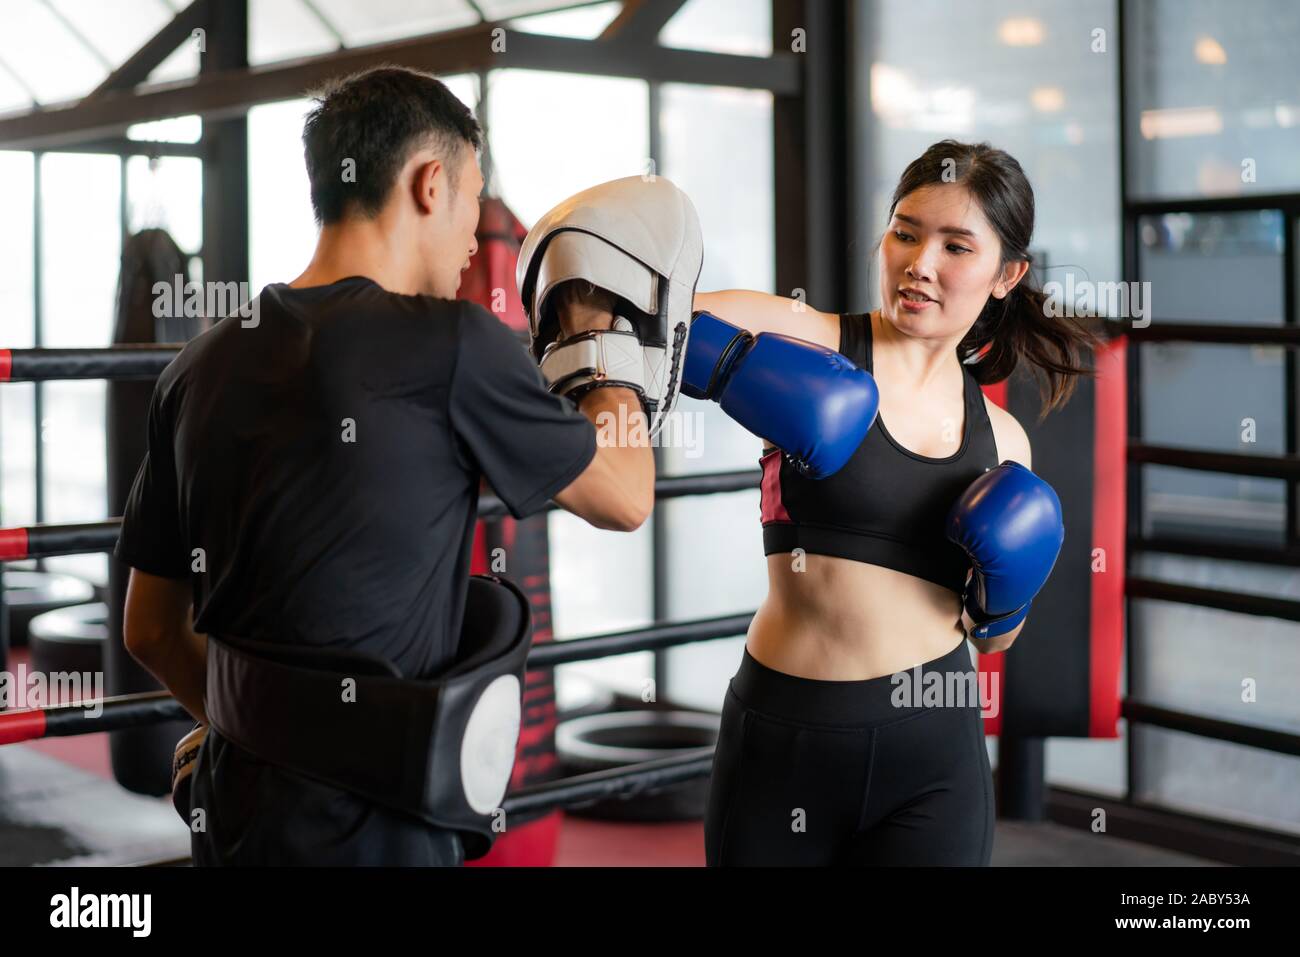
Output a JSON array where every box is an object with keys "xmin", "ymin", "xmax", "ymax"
[{"xmin": 693, "ymin": 140, "xmax": 1097, "ymax": 866}]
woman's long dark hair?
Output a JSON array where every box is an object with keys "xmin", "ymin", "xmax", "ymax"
[{"xmin": 886, "ymin": 140, "xmax": 1099, "ymax": 414}]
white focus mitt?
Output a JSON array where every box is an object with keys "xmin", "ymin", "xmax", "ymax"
[{"xmin": 516, "ymin": 176, "xmax": 704, "ymax": 436}]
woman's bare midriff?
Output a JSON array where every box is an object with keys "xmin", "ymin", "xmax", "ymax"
[{"xmin": 747, "ymin": 553, "xmax": 968, "ymax": 681}]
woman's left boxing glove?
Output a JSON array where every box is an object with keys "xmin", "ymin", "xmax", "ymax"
[{"xmin": 946, "ymin": 461, "xmax": 1064, "ymax": 640}]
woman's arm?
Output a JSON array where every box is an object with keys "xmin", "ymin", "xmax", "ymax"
[
  {"xmin": 691, "ymin": 291, "xmax": 848, "ymax": 453},
  {"xmin": 694, "ymin": 290, "xmax": 841, "ymax": 352}
]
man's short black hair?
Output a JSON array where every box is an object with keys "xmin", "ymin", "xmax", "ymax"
[{"xmin": 302, "ymin": 66, "xmax": 484, "ymax": 225}]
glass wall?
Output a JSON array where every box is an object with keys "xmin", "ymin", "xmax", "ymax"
[
  {"xmin": 248, "ymin": 98, "xmax": 321, "ymax": 295},
  {"xmin": 659, "ymin": 0, "xmax": 772, "ymax": 56},
  {"xmin": 1, "ymin": 146, "xmax": 205, "ymax": 586},
  {"xmin": 858, "ymin": 0, "xmax": 1120, "ymax": 316},
  {"xmin": 1126, "ymin": 0, "xmax": 1300, "ymax": 199},
  {"xmin": 487, "ymin": 69, "xmax": 649, "ymax": 223},
  {"xmin": 35, "ymin": 154, "xmax": 122, "ymax": 584},
  {"xmin": 1137, "ymin": 212, "xmax": 1290, "ymax": 552},
  {"xmin": 1132, "ymin": 583, "xmax": 1300, "ymax": 834},
  {"xmin": 126, "ymin": 156, "xmax": 203, "ymax": 255},
  {"xmin": 659, "ymin": 81, "xmax": 774, "ymax": 710},
  {"xmin": 1125, "ymin": 0, "xmax": 1300, "ymax": 835},
  {"xmin": 0, "ymin": 152, "xmax": 35, "ymax": 529}
]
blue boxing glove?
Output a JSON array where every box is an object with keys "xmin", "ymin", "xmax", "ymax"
[
  {"xmin": 946, "ymin": 461, "xmax": 1064, "ymax": 640},
  {"xmin": 681, "ymin": 311, "xmax": 878, "ymax": 477}
]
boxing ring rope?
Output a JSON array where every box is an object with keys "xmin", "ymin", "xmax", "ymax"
[
  {"xmin": 0, "ymin": 345, "xmax": 179, "ymax": 381},
  {"xmin": 504, "ymin": 749, "xmax": 716, "ymax": 817},
  {"xmin": 0, "ymin": 692, "xmax": 189, "ymax": 743}
]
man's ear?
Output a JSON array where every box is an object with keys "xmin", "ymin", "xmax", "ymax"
[
  {"xmin": 992, "ymin": 259, "xmax": 1030, "ymax": 299},
  {"xmin": 411, "ymin": 157, "xmax": 444, "ymax": 216}
]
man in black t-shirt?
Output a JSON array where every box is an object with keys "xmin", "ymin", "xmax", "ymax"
[{"xmin": 117, "ymin": 67, "xmax": 653, "ymax": 865}]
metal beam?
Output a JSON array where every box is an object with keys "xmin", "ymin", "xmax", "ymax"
[
  {"xmin": 1123, "ymin": 698, "xmax": 1300, "ymax": 757},
  {"xmin": 33, "ymin": 153, "xmax": 45, "ymax": 527},
  {"xmin": 1049, "ymin": 788, "xmax": 1300, "ymax": 866},
  {"xmin": 1127, "ymin": 192, "xmax": 1300, "ymax": 216},
  {"xmin": 1133, "ymin": 534, "xmax": 1300, "ymax": 567},
  {"xmin": 1127, "ymin": 576, "xmax": 1300, "ymax": 623},
  {"xmin": 1118, "ymin": 0, "xmax": 1141, "ymax": 809},
  {"xmin": 592, "ymin": 33, "xmax": 797, "ymax": 91},
  {"xmin": 601, "ymin": 0, "xmax": 687, "ymax": 45},
  {"xmin": 200, "ymin": 0, "xmax": 249, "ymax": 289},
  {"xmin": 845, "ymin": 0, "xmax": 878, "ymax": 313},
  {"xmin": 1127, "ymin": 322, "xmax": 1300, "ymax": 344},
  {"xmin": 42, "ymin": 136, "xmax": 202, "ymax": 157},
  {"xmin": 85, "ymin": 0, "xmax": 211, "ymax": 100},
  {"xmin": 0, "ymin": 25, "xmax": 799, "ymax": 151},
  {"xmin": 773, "ymin": 0, "xmax": 847, "ymax": 311},
  {"xmin": 1128, "ymin": 443, "xmax": 1300, "ymax": 480}
]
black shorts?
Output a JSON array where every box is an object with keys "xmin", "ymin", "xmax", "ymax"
[
  {"xmin": 705, "ymin": 639, "xmax": 994, "ymax": 866},
  {"xmin": 189, "ymin": 729, "xmax": 464, "ymax": 866}
]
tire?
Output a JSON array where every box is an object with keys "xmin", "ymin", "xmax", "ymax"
[
  {"xmin": 4, "ymin": 571, "xmax": 96, "ymax": 648},
  {"xmin": 28, "ymin": 602, "xmax": 108, "ymax": 678},
  {"xmin": 556, "ymin": 710, "xmax": 719, "ymax": 822}
]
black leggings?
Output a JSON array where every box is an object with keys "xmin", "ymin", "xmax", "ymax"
[{"xmin": 705, "ymin": 639, "xmax": 994, "ymax": 866}]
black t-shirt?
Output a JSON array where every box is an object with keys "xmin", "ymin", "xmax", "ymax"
[{"xmin": 115, "ymin": 276, "xmax": 596, "ymax": 679}]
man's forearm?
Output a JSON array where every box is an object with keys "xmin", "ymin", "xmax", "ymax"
[
  {"xmin": 580, "ymin": 386, "xmax": 654, "ymax": 506},
  {"xmin": 130, "ymin": 624, "xmax": 208, "ymax": 724}
]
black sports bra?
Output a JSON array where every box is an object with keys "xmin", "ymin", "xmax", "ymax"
[{"xmin": 759, "ymin": 312, "xmax": 1000, "ymax": 595}]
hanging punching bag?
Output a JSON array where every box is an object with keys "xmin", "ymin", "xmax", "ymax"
[
  {"xmin": 978, "ymin": 319, "xmax": 1125, "ymax": 740},
  {"xmin": 460, "ymin": 197, "xmax": 564, "ymax": 867},
  {"xmin": 106, "ymin": 229, "xmax": 207, "ymax": 795}
]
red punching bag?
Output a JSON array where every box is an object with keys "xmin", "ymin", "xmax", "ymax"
[
  {"xmin": 978, "ymin": 327, "xmax": 1125, "ymax": 740},
  {"xmin": 460, "ymin": 197, "xmax": 563, "ymax": 866}
]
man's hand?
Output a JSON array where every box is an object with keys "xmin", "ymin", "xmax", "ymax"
[
  {"xmin": 553, "ymin": 280, "xmax": 617, "ymax": 338},
  {"xmin": 171, "ymin": 723, "xmax": 207, "ymax": 823}
]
